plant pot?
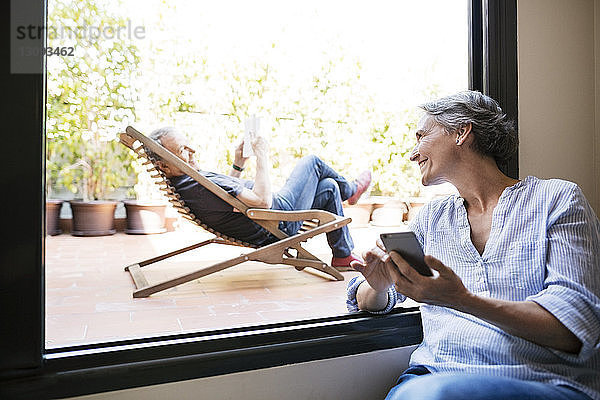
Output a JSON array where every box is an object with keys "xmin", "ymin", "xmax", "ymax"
[
  {"xmin": 123, "ymin": 200, "xmax": 167, "ymax": 234},
  {"xmin": 370, "ymin": 200, "xmax": 408, "ymax": 226},
  {"xmin": 69, "ymin": 200, "xmax": 118, "ymax": 236},
  {"xmin": 46, "ymin": 200, "xmax": 63, "ymax": 236},
  {"xmin": 342, "ymin": 203, "xmax": 373, "ymax": 227}
]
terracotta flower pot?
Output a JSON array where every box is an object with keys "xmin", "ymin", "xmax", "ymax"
[
  {"xmin": 123, "ymin": 200, "xmax": 167, "ymax": 234},
  {"xmin": 69, "ymin": 200, "xmax": 118, "ymax": 236},
  {"xmin": 370, "ymin": 200, "xmax": 408, "ymax": 226},
  {"xmin": 342, "ymin": 203, "xmax": 373, "ymax": 227},
  {"xmin": 45, "ymin": 200, "xmax": 63, "ymax": 236}
]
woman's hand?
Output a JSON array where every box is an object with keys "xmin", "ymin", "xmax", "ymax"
[
  {"xmin": 389, "ymin": 252, "xmax": 471, "ymax": 308},
  {"xmin": 360, "ymin": 248, "xmax": 582, "ymax": 354},
  {"xmin": 351, "ymin": 239, "xmax": 405, "ymax": 292}
]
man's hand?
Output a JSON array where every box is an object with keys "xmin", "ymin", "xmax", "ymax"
[
  {"xmin": 389, "ymin": 252, "xmax": 471, "ymax": 308},
  {"xmin": 251, "ymin": 136, "xmax": 270, "ymax": 159},
  {"xmin": 235, "ymin": 135, "xmax": 272, "ymax": 208},
  {"xmin": 234, "ymin": 141, "xmax": 247, "ymax": 168}
]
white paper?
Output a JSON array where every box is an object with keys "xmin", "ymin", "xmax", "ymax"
[{"xmin": 243, "ymin": 114, "xmax": 260, "ymax": 157}]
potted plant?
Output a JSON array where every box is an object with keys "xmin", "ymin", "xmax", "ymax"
[
  {"xmin": 370, "ymin": 197, "xmax": 408, "ymax": 226},
  {"xmin": 45, "ymin": 154, "xmax": 64, "ymax": 236},
  {"xmin": 122, "ymin": 162, "xmax": 167, "ymax": 234},
  {"xmin": 45, "ymin": 0, "xmax": 141, "ymax": 236},
  {"xmin": 45, "ymin": 199, "xmax": 64, "ymax": 236},
  {"xmin": 342, "ymin": 200, "xmax": 373, "ymax": 227},
  {"xmin": 123, "ymin": 200, "xmax": 167, "ymax": 234},
  {"xmin": 57, "ymin": 131, "xmax": 134, "ymax": 236}
]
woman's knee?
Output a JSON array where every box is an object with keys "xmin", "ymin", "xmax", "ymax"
[{"xmin": 386, "ymin": 374, "xmax": 469, "ymax": 400}]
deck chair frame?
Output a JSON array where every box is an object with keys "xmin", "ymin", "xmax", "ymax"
[{"xmin": 119, "ymin": 126, "xmax": 350, "ymax": 298}]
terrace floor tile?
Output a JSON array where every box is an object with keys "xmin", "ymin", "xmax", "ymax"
[{"xmin": 45, "ymin": 222, "xmax": 414, "ymax": 348}]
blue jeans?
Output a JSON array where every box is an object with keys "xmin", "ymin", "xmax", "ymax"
[
  {"xmin": 385, "ymin": 366, "xmax": 592, "ymax": 400},
  {"xmin": 271, "ymin": 155, "xmax": 356, "ymax": 258}
]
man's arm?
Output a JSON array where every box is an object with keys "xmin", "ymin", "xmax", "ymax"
[
  {"xmin": 229, "ymin": 142, "xmax": 246, "ymax": 178},
  {"xmin": 235, "ymin": 136, "xmax": 272, "ymax": 208}
]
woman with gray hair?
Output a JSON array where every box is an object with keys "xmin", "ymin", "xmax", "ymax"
[{"xmin": 347, "ymin": 91, "xmax": 599, "ymax": 400}]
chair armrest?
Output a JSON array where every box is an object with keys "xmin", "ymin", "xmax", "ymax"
[{"xmin": 246, "ymin": 208, "xmax": 340, "ymax": 224}]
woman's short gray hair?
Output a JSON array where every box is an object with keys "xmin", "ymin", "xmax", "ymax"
[{"xmin": 419, "ymin": 91, "xmax": 517, "ymax": 163}]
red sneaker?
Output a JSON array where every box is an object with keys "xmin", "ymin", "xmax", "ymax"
[
  {"xmin": 331, "ymin": 253, "xmax": 364, "ymax": 271},
  {"xmin": 347, "ymin": 171, "xmax": 372, "ymax": 205}
]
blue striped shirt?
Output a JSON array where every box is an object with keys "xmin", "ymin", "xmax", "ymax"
[{"xmin": 347, "ymin": 176, "xmax": 600, "ymax": 399}]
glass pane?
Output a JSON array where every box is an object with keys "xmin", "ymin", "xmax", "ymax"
[{"xmin": 45, "ymin": 0, "xmax": 468, "ymax": 348}]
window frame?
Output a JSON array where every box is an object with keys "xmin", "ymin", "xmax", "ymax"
[{"xmin": 0, "ymin": 0, "xmax": 517, "ymax": 398}]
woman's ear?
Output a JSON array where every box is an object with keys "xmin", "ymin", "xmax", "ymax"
[{"xmin": 456, "ymin": 123, "xmax": 473, "ymax": 145}]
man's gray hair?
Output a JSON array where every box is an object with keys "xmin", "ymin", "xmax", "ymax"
[
  {"xmin": 149, "ymin": 126, "xmax": 177, "ymax": 145},
  {"xmin": 419, "ymin": 91, "xmax": 517, "ymax": 163},
  {"xmin": 146, "ymin": 126, "xmax": 177, "ymax": 161}
]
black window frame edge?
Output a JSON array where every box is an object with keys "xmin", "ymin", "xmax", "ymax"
[{"xmin": 0, "ymin": 0, "xmax": 518, "ymax": 398}]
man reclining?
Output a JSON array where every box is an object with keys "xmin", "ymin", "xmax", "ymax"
[{"xmin": 148, "ymin": 126, "xmax": 371, "ymax": 270}]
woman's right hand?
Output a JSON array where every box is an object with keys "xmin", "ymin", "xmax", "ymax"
[{"xmin": 351, "ymin": 239, "xmax": 404, "ymax": 292}]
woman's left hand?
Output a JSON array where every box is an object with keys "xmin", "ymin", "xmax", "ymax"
[{"xmin": 389, "ymin": 252, "xmax": 472, "ymax": 308}]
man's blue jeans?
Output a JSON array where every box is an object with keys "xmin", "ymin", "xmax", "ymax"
[
  {"xmin": 271, "ymin": 155, "xmax": 356, "ymax": 258},
  {"xmin": 385, "ymin": 366, "xmax": 592, "ymax": 400}
]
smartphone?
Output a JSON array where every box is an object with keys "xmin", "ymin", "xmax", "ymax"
[{"xmin": 380, "ymin": 232, "xmax": 433, "ymax": 276}]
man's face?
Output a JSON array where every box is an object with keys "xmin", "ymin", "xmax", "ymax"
[
  {"xmin": 157, "ymin": 132, "xmax": 199, "ymax": 176},
  {"xmin": 409, "ymin": 115, "xmax": 457, "ymax": 186}
]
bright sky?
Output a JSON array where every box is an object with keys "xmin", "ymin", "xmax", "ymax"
[{"xmin": 121, "ymin": 0, "xmax": 469, "ymax": 111}]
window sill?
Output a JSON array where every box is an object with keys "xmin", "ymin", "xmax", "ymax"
[{"xmin": 2, "ymin": 309, "xmax": 422, "ymax": 399}]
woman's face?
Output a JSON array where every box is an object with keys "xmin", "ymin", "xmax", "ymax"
[{"xmin": 409, "ymin": 115, "xmax": 458, "ymax": 186}]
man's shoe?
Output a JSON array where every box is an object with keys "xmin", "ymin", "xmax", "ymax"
[
  {"xmin": 347, "ymin": 171, "xmax": 372, "ymax": 205},
  {"xmin": 332, "ymin": 253, "xmax": 364, "ymax": 271}
]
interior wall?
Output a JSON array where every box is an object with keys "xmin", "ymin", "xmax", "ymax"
[
  {"xmin": 596, "ymin": 0, "xmax": 600, "ymax": 214},
  {"xmin": 65, "ymin": 346, "xmax": 416, "ymax": 400},
  {"xmin": 517, "ymin": 0, "xmax": 599, "ymax": 214}
]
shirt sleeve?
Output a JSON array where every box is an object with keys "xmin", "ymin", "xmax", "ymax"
[
  {"xmin": 206, "ymin": 172, "xmax": 248, "ymax": 197},
  {"xmin": 346, "ymin": 202, "xmax": 434, "ymax": 315},
  {"xmin": 526, "ymin": 185, "xmax": 600, "ymax": 361},
  {"xmin": 346, "ymin": 275, "xmax": 401, "ymax": 314}
]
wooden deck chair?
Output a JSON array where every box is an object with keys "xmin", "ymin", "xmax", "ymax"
[{"xmin": 119, "ymin": 126, "xmax": 350, "ymax": 298}]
